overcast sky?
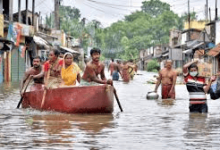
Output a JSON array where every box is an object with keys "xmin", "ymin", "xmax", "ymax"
[{"xmin": 13, "ymin": 0, "xmax": 217, "ymax": 27}]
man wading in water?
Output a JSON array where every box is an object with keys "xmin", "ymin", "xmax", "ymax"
[
  {"xmin": 81, "ymin": 48, "xmax": 113, "ymax": 85},
  {"xmin": 154, "ymin": 60, "xmax": 177, "ymax": 99},
  {"xmin": 183, "ymin": 60, "xmax": 215, "ymax": 113}
]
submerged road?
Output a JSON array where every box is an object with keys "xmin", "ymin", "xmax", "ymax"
[{"xmin": 0, "ymin": 71, "xmax": 220, "ymax": 149}]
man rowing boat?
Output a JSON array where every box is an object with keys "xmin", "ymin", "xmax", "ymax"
[
  {"xmin": 81, "ymin": 48, "xmax": 112, "ymax": 85},
  {"xmin": 20, "ymin": 56, "xmax": 43, "ymax": 95}
]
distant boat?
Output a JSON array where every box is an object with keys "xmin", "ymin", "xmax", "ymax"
[{"xmin": 22, "ymin": 85, "xmax": 114, "ymax": 113}]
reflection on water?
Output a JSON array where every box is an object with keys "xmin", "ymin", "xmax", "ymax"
[
  {"xmin": 0, "ymin": 72, "xmax": 220, "ymax": 149},
  {"xmin": 28, "ymin": 114, "xmax": 114, "ymax": 149}
]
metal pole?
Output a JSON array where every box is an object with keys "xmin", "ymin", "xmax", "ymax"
[
  {"xmin": 18, "ymin": 0, "xmax": 21, "ymax": 23},
  {"xmin": 9, "ymin": 0, "xmax": 13, "ymax": 22},
  {"xmin": 188, "ymin": 0, "xmax": 190, "ymax": 40},
  {"xmin": 206, "ymin": 0, "xmax": 208, "ymax": 20},
  {"xmin": 215, "ymin": 0, "xmax": 218, "ymax": 20},
  {"xmin": 32, "ymin": 0, "xmax": 35, "ymax": 26},
  {"xmin": 26, "ymin": 0, "xmax": 28, "ymax": 25},
  {"xmin": 54, "ymin": 0, "xmax": 60, "ymax": 30}
]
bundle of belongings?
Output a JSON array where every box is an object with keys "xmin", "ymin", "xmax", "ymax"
[{"xmin": 209, "ymin": 77, "xmax": 220, "ymax": 100}]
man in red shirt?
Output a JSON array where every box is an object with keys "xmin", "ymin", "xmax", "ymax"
[{"xmin": 34, "ymin": 49, "xmax": 63, "ymax": 88}]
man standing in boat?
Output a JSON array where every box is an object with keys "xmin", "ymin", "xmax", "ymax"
[
  {"xmin": 81, "ymin": 48, "xmax": 113, "ymax": 85},
  {"xmin": 154, "ymin": 60, "xmax": 177, "ymax": 99},
  {"xmin": 33, "ymin": 49, "xmax": 63, "ymax": 89},
  {"xmin": 20, "ymin": 56, "xmax": 44, "ymax": 95}
]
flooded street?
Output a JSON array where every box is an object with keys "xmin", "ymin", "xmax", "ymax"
[{"xmin": 1, "ymin": 71, "xmax": 220, "ymax": 149}]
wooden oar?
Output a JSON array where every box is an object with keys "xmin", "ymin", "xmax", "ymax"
[
  {"xmin": 17, "ymin": 76, "xmax": 33, "ymax": 109},
  {"xmin": 113, "ymin": 86, "xmax": 123, "ymax": 112},
  {"xmin": 41, "ymin": 68, "xmax": 50, "ymax": 108}
]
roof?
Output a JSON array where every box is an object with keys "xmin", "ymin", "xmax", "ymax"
[
  {"xmin": 60, "ymin": 46, "xmax": 80, "ymax": 54},
  {"xmin": 0, "ymin": 38, "xmax": 13, "ymax": 44},
  {"xmin": 0, "ymin": 38, "xmax": 13, "ymax": 51},
  {"xmin": 33, "ymin": 35, "xmax": 51, "ymax": 48},
  {"xmin": 13, "ymin": 10, "xmax": 39, "ymax": 16},
  {"xmin": 207, "ymin": 44, "xmax": 220, "ymax": 57},
  {"xmin": 182, "ymin": 28, "xmax": 202, "ymax": 34}
]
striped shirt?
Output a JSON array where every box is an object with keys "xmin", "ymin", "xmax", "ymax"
[{"xmin": 184, "ymin": 73, "xmax": 207, "ymax": 104}]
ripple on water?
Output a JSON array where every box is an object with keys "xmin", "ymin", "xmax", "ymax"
[{"xmin": 0, "ymin": 71, "xmax": 220, "ymax": 149}]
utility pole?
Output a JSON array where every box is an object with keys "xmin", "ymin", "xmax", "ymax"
[
  {"xmin": 205, "ymin": 0, "xmax": 208, "ymax": 20},
  {"xmin": 18, "ymin": 0, "xmax": 21, "ymax": 22},
  {"xmin": 9, "ymin": 0, "xmax": 13, "ymax": 22},
  {"xmin": 188, "ymin": 0, "xmax": 190, "ymax": 40},
  {"xmin": 54, "ymin": 0, "xmax": 60, "ymax": 30},
  {"xmin": 32, "ymin": 0, "xmax": 35, "ymax": 26},
  {"xmin": 50, "ymin": 12, "xmax": 52, "ymax": 28},
  {"xmin": 0, "ymin": 0, "xmax": 3, "ymax": 14},
  {"xmin": 26, "ymin": 0, "xmax": 28, "ymax": 25},
  {"xmin": 215, "ymin": 0, "xmax": 217, "ymax": 20}
]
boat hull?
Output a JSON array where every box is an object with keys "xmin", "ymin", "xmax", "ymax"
[{"xmin": 22, "ymin": 85, "xmax": 114, "ymax": 113}]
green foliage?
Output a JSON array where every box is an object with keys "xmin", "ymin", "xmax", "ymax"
[
  {"xmin": 147, "ymin": 59, "xmax": 159, "ymax": 72},
  {"xmin": 92, "ymin": 0, "xmax": 195, "ymax": 60},
  {"xmin": 152, "ymin": 69, "xmax": 158, "ymax": 73},
  {"xmin": 141, "ymin": 0, "xmax": 170, "ymax": 17},
  {"xmin": 181, "ymin": 11, "xmax": 197, "ymax": 21},
  {"xmin": 47, "ymin": 1, "xmax": 197, "ymax": 60}
]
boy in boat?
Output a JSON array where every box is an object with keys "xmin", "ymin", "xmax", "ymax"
[
  {"xmin": 154, "ymin": 60, "xmax": 177, "ymax": 99},
  {"xmin": 33, "ymin": 49, "xmax": 63, "ymax": 89},
  {"xmin": 20, "ymin": 56, "xmax": 44, "ymax": 95},
  {"xmin": 81, "ymin": 48, "xmax": 112, "ymax": 85}
]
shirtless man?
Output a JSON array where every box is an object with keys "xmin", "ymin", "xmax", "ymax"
[
  {"xmin": 154, "ymin": 60, "xmax": 177, "ymax": 99},
  {"xmin": 112, "ymin": 61, "xmax": 121, "ymax": 81},
  {"xmin": 81, "ymin": 48, "xmax": 112, "ymax": 85},
  {"xmin": 108, "ymin": 58, "xmax": 115, "ymax": 76},
  {"xmin": 20, "ymin": 56, "xmax": 43, "ymax": 95}
]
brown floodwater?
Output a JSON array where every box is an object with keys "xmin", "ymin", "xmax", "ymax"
[{"xmin": 0, "ymin": 71, "xmax": 220, "ymax": 149}]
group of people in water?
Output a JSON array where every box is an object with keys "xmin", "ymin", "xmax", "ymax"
[
  {"xmin": 108, "ymin": 58, "xmax": 137, "ymax": 82},
  {"xmin": 21, "ymin": 48, "xmax": 137, "ymax": 96},
  {"xmin": 21, "ymin": 47, "xmax": 216, "ymax": 114},
  {"xmin": 154, "ymin": 59, "xmax": 216, "ymax": 113}
]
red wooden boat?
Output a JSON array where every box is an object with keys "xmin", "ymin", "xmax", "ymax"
[{"xmin": 22, "ymin": 84, "xmax": 114, "ymax": 113}]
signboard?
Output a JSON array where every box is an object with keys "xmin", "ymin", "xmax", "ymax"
[
  {"xmin": 153, "ymin": 46, "xmax": 162, "ymax": 57},
  {"xmin": 216, "ymin": 20, "xmax": 220, "ymax": 45},
  {"xmin": 169, "ymin": 48, "xmax": 182, "ymax": 60},
  {"xmin": 0, "ymin": 14, "xmax": 3, "ymax": 37},
  {"xmin": 181, "ymin": 33, "xmax": 187, "ymax": 45},
  {"xmin": 13, "ymin": 23, "xmax": 35, "ymax": 37}
]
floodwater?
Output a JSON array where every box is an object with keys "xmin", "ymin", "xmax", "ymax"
[{"xmin": 1, "ymin": 71, "xmax": 220, "ymax": 149}]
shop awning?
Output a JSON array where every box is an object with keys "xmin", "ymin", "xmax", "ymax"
[
  {"xmin": 183, "ymin": 49, "xmax": 192, "ymax": 54},
  {"xmin": 33, "ymin": 35, "xmax": 51, "ymax": 48},
  {"xmin": 60, "ymin": 46, "xmax": 80, "ymax": 54},
  {"xmin": 192, "ymin": 42, "xmax": 204, "ymax": 50},
  {"xmin": 162, "ymin": 53, "xmax": 169, "ymax": 57},
  {"xmin": 207, "ymin": 44, "xmax": 220, "ymax": 57},
  {"xmin": 0, "ymin": 38, "xmax": 13, "ymax": 51}
]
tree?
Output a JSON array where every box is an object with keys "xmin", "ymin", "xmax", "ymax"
[
  {"xmin": 181, "ymin": 11, "xmax": 198, "ymax": 21},
  {"xmin": 141, "ymin": 0, "xmax": 170, "ymax": 17}
]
